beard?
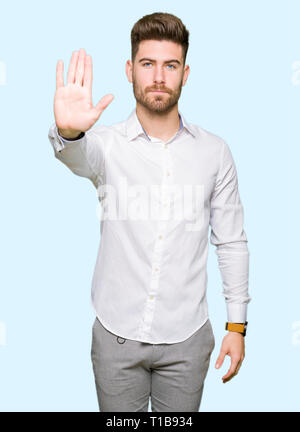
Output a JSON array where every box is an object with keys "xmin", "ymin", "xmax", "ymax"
[{"xmin": 132, "ymin": 74, "xmax": 183, "ymax": 114}]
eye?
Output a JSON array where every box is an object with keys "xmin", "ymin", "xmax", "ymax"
[
  {"xmin": 167, "ymin": 64, "xmax": 176, "ymax": 69},
  {"xmin": 142, "ymin": 62, "xmax": 152, "ymax": 67}
]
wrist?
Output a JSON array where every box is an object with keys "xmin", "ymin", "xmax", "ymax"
[
  {"xmin": 225, "ymin": 321, "xmax": 248, "ymax": 337},
  {"xmin": 57, "ymin": 127, "xmax": 83, "ymax": 140},
  {"xmin": 226, "ymin": 331, "xmax": 244, "ymax": 337}
]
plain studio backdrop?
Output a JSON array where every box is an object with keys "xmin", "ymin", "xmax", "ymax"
[{"xmin": 0, "ymin": 0, "xmax": 299, "ymax": 411}]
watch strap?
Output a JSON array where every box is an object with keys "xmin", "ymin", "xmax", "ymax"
[{"xmin": 225, "ymin": 321, "xmax": 248, "ymax": 336}]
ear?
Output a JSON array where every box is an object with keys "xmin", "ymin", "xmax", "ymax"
[
  {"xmin": 182, "ymin": 64, "xmax": 190, "ymax": 87},
  {"xmin": 126, "ymin": 59, "xmax": 133, "ymax": 83}
]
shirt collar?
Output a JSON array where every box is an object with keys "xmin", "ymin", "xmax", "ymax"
[{"xmin": 125, "ymin": 107, "xmax": 197, "ymax": 142}]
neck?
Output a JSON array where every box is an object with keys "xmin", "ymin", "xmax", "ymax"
[{"xmin": 136, "ymin": 103, "xmax": 180, "ymax": 142}]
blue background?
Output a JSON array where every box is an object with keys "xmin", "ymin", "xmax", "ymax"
[{"xmin": 1, "ymin": 0, "xmax": 300, "ymax": 411}]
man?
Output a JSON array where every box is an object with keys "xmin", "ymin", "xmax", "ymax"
[{"xmin": 48, "ymin": 12, "xmax": 250, "ymax": 412}]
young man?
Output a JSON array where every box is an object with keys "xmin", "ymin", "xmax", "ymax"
[{"xmin": 48, "ymin": 12, "xmax": 250, "ymax": 412}]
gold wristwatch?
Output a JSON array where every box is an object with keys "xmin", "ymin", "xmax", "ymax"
[{"xmin": 225, "ymin": 321, "xmax": 248, "ymax": 337}]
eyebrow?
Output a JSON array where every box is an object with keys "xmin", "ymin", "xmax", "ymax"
[{"xmin": 138, "ymin": 58, "xmax": 181, "ymax": 65}]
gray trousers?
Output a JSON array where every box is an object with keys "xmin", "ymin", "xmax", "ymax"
[{"xmin": 91, "ymin": 317, "xmax": 215, "ymax": 412}]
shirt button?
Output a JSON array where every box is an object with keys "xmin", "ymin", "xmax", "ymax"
[
  {"xmin": 167, "ymin": 171, "xmax": 171, "ymax": 176},
  {"xmin": 164, "ymin": 144, "xmax": 168, "ymax": 149},
  {"xmin": 154, "ymin": 267, "xmax": 159, "ymax": 271},
  {"xmin": 159, "ymin": 235, "xmax": 163, "ymax": 239},
  {"xmin": 149, "ymin": 295, "xmax": 154, "ymax": 300}
]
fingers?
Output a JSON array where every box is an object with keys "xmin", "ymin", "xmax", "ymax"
[
  {"xmin": 215, "ymin": 351, "xmax": 226, "ymax": 369},
  {"xmin": 66, "ymin": 49, "xmax": 91, "ymax": 88},
  {"xmin": 67, "ymin": 51, "xmax": 79, "ymax": 84},
  {"xmin": 222, "ymin": 357, "xmax": 241, "ymax": 383},
  {"xmin": 235, "ymin": 361, "xmax": 243, "ymax": 375},
  {"xmin": 56, "ymin": 60, "xmax": 64, "ymax": 89},
  {"xmin": 94, "ymin": 94, "xmax": 115, "ymax": 117},
  {"xmin": 83, "ymin": 55, "xmax": 92, "ymax": 93},
  {"xmin": 75, "ymin": 48, "xmax": 86, "ymax": 85}
]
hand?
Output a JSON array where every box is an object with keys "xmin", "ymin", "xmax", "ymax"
[
  {"xmin": 215, "ymin": 332, "xmax": 245, "ymax": 383},
  {"xmin": 54, "ymin": 48, "xmax": 114, "ymax": 137}
]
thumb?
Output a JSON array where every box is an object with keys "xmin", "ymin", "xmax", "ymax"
[
  {"xmin": 94, "ymin": 94, "xmax": 114, "ymax": 118},
  {"xmin": 215, "ymin": 351, "xmax": 226, "ymax": 369}
]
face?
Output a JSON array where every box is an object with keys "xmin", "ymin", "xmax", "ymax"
[{"xmin": 126, "ymin": 39, "xmax": 190, "ymax": 114}]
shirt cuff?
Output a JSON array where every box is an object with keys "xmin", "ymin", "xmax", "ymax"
[
  {"xmin": 226, "ymin": 303, "xmax": 248, "ymax": 323},
  {"xmin": 58, "ymin": 131, "xmax": 85, "ymax": 142},
  {"xmin": 54, "ymin": 126, "xmax": 85, "ymax": 152}
]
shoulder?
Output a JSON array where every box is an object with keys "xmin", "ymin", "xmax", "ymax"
[{"xmin": 189, "ymin": 121, "xmax": 227, "ymax": 153}]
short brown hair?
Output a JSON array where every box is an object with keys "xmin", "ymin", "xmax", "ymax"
[{"xmin": 131, "ymin": 12, "xmax": 189, "ymax": 65}]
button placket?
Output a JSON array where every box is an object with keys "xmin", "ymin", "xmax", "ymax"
[
  {"xmin": 138, "ymin": 141, "xmax": 174, "ymax": 340},
  {"xmin": 161, "ymin": 145, "xmax": 174, "ymax": 217}
]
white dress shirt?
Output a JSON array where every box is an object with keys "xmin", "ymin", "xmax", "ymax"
[{"xmin": 48, "ymin": 108, "xmax": 250, "ymax": 344}]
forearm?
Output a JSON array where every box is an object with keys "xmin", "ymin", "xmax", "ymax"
[
  {"xmin": 215, "ymin": 240, "xmax": 250, "ymax": 322},
  {"xmin": 48, "ymin": 122, "xmax": 104, "ymax": 188}
]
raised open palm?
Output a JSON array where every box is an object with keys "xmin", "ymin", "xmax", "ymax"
[{"xmin": 54, "ymin": 48, "xmax": 114, "ymax": 138}]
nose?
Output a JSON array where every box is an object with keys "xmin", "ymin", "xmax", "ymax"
[{"xmin": 153, "ymin": 65, "xmax": 166, "ymax": 84}]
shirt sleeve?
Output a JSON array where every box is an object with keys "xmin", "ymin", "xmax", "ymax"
[
  {"xmin": 48, "ymin": 123, "xmax": 105, "ymax": 189},
  {"xmin": 209, "ymin": 140, "xmax": 251, "ymax": 323}
]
